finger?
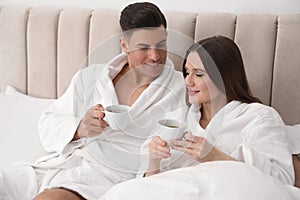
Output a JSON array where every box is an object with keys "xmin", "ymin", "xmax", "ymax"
[
  {"xmin": 151, "ymin": 150, "xmax": 171, "ymax": 159},
  {"xmin": 183, "ymin": 132, "xmax": 195, "ymax": 141},
  {"xmin": 171, "ymin": 145, "xmax": 193, "ymax": 155},
  {"xmin": 184, "ymin": 133, "xmax": 205, "ymax": 143},
  {"xmin": 170, "ymin": 140, "xmax": 194, "ymax": 149},
  {"xmin": 88, "ymin": 117, "xmax": 102, "ymax": 126},
  {"xmin": 88, "ymin": 125, "xmax": 103, "ymax": 133},
  {"xmin": 150, "ymin": 137, "xmax": 170, "ymax": 152},
  {"xmin": 150, "ymin": 143, "xmax": 170, "ymax": 154},
  {"xmin": 152, "ymin": 136, "xmax": 167, "ymax": 147},
  {"xmin": 88, "ymin": 118, "xmax": 108, "ymax": 129},
  {"xmin": 94, "ymin": 104, "xmax": 105, "ymax": 111},
  {"xmin": 93, "ymin": 110, "xmax": 105, "ymax": 119},
  {"xmin": 98, "ymin": 119, "xmax": 109, "ymax": 128},
  {"xmin": 88, "ymin": 120, "xmax": 107, "ymax": 131}
]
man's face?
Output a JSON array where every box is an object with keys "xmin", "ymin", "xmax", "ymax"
[{"xmin": 122, "ymin": 27, "xmax": 167, "ymax": 78}]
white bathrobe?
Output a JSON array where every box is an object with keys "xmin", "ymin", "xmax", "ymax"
[
  {"xmin": 139, "ymin": 101, "xmax": 294, "ymax": 185},
  {"xmin": 100, "ymin": 101, "xmax": 297, "ymax": 200},
  {"xmin": 0, "ymin": 53, "xmax": 187, "ymax": 200}
]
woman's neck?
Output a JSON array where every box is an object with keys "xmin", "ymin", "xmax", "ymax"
[
  {"xmin": 200, "ymin": 104, "xmax": 211, "ymax": 129},
  {"xmin": 200, "ymin": 97, "xmax": 227, "ymax": 128}
]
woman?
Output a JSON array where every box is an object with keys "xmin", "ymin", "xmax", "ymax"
[
  {"xmin": 145, "ymin": 36, "xmax": 294, "ymax": 185},
  {"xmin": 99, "ymin": 36, "xmax": 298, "ymax": 200}
]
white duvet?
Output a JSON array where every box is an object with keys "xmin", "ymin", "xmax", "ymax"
[{"xmin": 100, "ymin": 161, "xmax": 300, "ymax": 200}]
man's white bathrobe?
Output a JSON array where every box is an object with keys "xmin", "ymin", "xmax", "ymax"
[{"xmin": 0, "ymin": 53, "xmax": 187, "ymax": 200}]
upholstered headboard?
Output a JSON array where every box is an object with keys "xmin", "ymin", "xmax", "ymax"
[{"xmin": 0, "ymin": 6, "xmax": 299, "ymax": 124}]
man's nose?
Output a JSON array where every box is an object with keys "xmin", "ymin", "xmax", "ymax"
[{"xmin": 148, "ymin": 48, "xmax": 161, "ymax": 61}]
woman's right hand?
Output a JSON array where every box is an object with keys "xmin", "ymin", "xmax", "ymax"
[
  {"xmin": 145, "ymin": 136, "xmax": 171, "ymax": 177},
  {"xmin": 149, "ymin": 136, "xmax": 171, "ymax": 162},
  {"xmin": 74, "ymin": 104, "xmax": 108, "ymax": 140}
]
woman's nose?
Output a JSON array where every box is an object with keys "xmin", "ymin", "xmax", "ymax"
[{"xmin": 185, "ymin": 75, "xmax": 194, "ymax": 87}]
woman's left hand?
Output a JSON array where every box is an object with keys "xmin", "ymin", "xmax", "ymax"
[{"xmin": 170, "ymin": 133, "xmax": 235, "ymax": 162}]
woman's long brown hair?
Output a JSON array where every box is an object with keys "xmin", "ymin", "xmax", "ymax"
[{"xmin": 182, "ymin": 36, "xmax": 261, "ymax": 104}]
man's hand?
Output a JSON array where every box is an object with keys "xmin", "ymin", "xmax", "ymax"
[{"xmin": 74, "ymin": 104, "xmax": 108, "ymax": 140}]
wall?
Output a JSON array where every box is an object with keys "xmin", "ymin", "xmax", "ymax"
[{"xmin": 1, "ymin": 0, "xmax": 299, "ymax": 14}]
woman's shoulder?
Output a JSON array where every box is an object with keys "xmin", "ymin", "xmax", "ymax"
[
  {"xmin": 242, "ymin": 102, "xmax": 277, "ymax": 114},
  {"xmin": 232, "ymin": 101, "xmax": 283, "ymax": 122}
]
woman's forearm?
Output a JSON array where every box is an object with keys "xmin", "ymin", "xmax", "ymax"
[{"xmin": 144, "ymin": 159, "xmax": 161, "ymax": 177}]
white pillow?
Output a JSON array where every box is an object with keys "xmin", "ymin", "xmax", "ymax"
[
  {"xmin": 285, "ymin": 125, "xmax": 300, "ymax": 154},
  {"xmin": 0, "ymin": 86, "xmax": 54, "ymax": 171},
  {"xmin": 5, "ymin": 85, "xmax": 54, "ymax": 102}
]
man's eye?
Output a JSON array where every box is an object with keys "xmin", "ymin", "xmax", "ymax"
[{"xmin": 157, "ymin": 44, "xmax": 166, "ymax": 50}]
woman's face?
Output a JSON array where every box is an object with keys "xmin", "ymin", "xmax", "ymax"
[{"xmin": 184, "ymin": 52, "xmax": 221, "ymax": 106}]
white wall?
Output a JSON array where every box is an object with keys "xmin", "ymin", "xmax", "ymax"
[{"xmin": 1, "ymin": 0, "xmax": 299, "ymax": 14}]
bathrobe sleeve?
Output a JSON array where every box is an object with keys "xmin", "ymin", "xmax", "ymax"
[
  {"xmin": 38, "ymin": 70, "xmax": 86, "ymax": 153},
  {"xmin": 232, "ymin": 107, "xmax": 295, "ymax": 185}
]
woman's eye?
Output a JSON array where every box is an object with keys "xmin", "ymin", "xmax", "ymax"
[{"xmin": 196, "ymin": 74, "xmax": 204, "ymax": 77}]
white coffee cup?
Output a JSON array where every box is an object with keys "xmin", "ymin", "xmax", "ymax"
[
  {"xmin": 157, "ymin": 119, "xmax": 186, "ymax": 145},
  {"xmin": 105, "ymin": 105, "xmax": 131, "ymax": 130}
]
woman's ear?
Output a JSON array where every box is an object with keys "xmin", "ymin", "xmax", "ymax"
[{"xmin": 119, "ymin": 37, "xmax": 128, "ymax": 53}]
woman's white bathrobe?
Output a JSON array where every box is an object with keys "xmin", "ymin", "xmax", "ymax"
[
  {"xmin": 0, "ymin": 53, "xmax": 187, "ymax": 200},
  {"xmin": 101, "ymin": 101, "xmax": 297, "ymax": 200},
  {"xmin": 138, "ymin": 101, "xmax": 294, "ymax": 184}
]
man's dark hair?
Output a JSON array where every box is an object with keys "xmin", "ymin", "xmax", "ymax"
[{"xmin": 119, "ymin": 2, "xmax": 167, "ymax": 38}]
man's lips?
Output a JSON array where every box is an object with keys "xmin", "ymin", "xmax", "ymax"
[{"xmin": 144, "ymin": 63, "xmax": 161, "ymax": 68}]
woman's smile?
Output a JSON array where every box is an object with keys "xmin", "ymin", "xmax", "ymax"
[{"xmin": 187, "ymin": 88, "xmax": 200, "ymax": 95}]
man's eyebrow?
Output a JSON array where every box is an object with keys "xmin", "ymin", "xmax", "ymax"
[
  {"xmin": 156, "ymin": 39, "xmax": 167, "ymax": 46},
  {"xmin": 135, "ymin": 39, "xmax": 167, "ymax": 47},
  {"xmin": 135, "ymin": 43, "xmax": 150, "ymax": 47}
]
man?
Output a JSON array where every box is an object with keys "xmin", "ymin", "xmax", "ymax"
[{"xmin": 0, "ymin": 2, "xmax": 186, "ymax": 200}]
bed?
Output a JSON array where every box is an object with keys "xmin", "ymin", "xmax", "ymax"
[{"xmin": 0, "ymin": 5, "xmax": 300, "ymax": 199}]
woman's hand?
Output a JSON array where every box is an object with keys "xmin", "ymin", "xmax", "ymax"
[
  {"xmin": 74, "ymin": 104, "xmax": 108, "ymax": 140},
  {"xmin": 145, "ymin": 136, "xmax": 171, "ymax": 177},
  {"xmin": 170, "ymin": 133, "xmax": 236, "ymax": 162},
  {"xmin": 149, "ymin": 136, "xmax": 171, "ymax": 162}
]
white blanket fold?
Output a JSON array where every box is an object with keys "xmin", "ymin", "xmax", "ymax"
[{"xmin": 100, "ymin": 161, "xmax": 300, "ymax": 200}]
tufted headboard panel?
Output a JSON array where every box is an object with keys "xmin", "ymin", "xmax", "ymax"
[{"xmin": 0, "ymin": 5, "xmax": 299, "ymax": 124}]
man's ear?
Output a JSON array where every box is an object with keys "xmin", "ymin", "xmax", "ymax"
[{"xmin": 119, "ymin": 37, "xmax": 128, "ymax": 53}]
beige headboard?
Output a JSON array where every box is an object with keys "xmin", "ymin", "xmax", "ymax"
[{"xmin": 0, "ymin": 5, "xmax": 299, "ymax": 124}]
